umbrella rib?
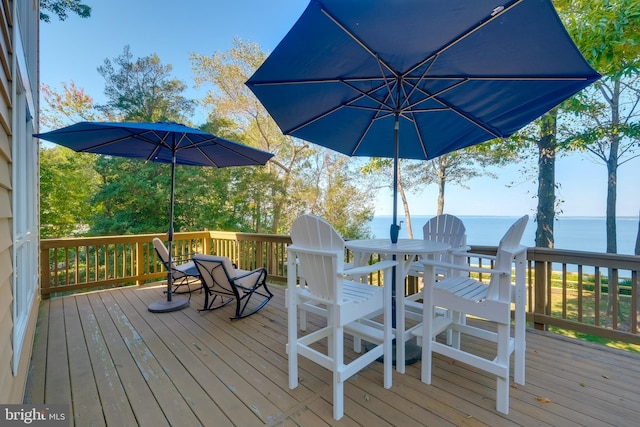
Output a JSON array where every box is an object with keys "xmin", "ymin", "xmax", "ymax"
[
  {"xmin": 404, "ymin": 0, "xmax": 524, "ymax": 77},
  {"xmin": 71, "ymin": 129, "xmax": 160, "ymax": 153},
  {"xmin": 319, "ymin": 5, "xmax": 398, "ymax": 79},
  {"xmin": 286, "ymin": 80, "xmax": 393, "ymax": 134},
  {"xmin": 400, "ymin": 53, "xmax": 439, "ymax": 110}
]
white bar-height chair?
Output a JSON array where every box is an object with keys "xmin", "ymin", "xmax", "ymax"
[
  {"xmin": 407, "ymin": 214, "xmax": 470, "ymax": 345},
  {"xmin": 414, "ymin": 215, "xmax": 528, "ymax": 414},
  {"xmin": 287, "ymin": 214, "xmax": 396, "ymax": 420},
  {"xmin": 408, "ymin": 213, "xmax": 469, "ymax": 279}
]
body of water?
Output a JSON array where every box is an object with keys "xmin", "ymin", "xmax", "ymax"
[{"xmin": 368, "ymin": 215, "xmax": 639, "ymax": 255}]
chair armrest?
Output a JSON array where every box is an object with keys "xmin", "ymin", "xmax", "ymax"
[
  {"xmin": 172, "ymin": 253, "xmax": 198, "ymax": 263},
  {"xmin": 451, "ymin": 250, "xmax": 496, "ymax": 260},
  {"xmin": 420, "ymin": 258, "xmax": 510, "ymax": 276},
  {"xmin": 340, "ymin": 260, "xmax": 397, "ymax": 277},
  {"xmin": 449, "ymin": 246, "xmax": 472, "ymax": 256}
]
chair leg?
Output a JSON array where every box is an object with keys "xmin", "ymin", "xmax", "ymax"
[
  {"xmin": 513, "ymin": 253, "xmax": 527, "ymax": 385},
  {"xmin": 496, "ymin": 322, "xmax": 510, "ymax": 414},
  {"xmin": 421, "ymin": 277, "xmax": 434, "ymax": 385},
  {"xmin": 333, "ymin": 324, "xmax": 344, "ymax": 420},
  {"xmin": 288, "ymin": 298, "xmax": 299, "ymax": 390}
]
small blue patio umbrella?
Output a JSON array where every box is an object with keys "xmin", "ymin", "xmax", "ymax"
[
  {"xmin": 35, "ymin": 121, "xmax": 274, "ymax": 312},
  {"xmin": 246, "ymin": 0, "xmax": 600, "ymax": 240}
]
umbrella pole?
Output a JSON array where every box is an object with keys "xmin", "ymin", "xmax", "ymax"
[
  {"xmin": 390, "ymin": 113, "xmax": 400, "ymax": 243},
  {"xmin": 148, "ymin": 146, "xmax": 189, "ymax": 312}
]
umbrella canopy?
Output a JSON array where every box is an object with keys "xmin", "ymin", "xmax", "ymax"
[
  {"xmin": 35, "ymin": 121, "xmax": 274, "ymax": 312},
  {"xmin": 246, "ymin": 0, "xmax": 600, "ymax": 238}
]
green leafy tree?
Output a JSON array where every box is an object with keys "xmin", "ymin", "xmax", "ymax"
[
  {"xmin": 97, "ymin": 45, "xmax": 195, "ymax": 123},
  {"xmin": 40, "ymin": 0, "xmax": 91, "ymax": 23},
  {"xmin": 88, "ymin": 47, "xmax": 201, "ymax": 235},
  {"xmin": 297, "ymin": 151, "xmax": 374, "ymax": 239},
  {"xmin": 191, "ymin": 38, "xmax": 373, "ymax": 235},
  {"xmin": 558, "ymin": 0, "xmax": 640, "ymax": 253},
  {"xmin": 39, "ymin": 145, "xmax": 98, "ymax": 238},
  {"xmin": 39, "ymin": 82, "xmax": 105, "ymax": 237}
]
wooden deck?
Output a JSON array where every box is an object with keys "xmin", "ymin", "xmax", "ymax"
[{"xmin": 24, "ymin": 282, "xmax": 640, "ymax": 426}]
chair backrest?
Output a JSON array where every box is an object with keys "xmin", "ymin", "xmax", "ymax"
[
  {"xmin": 423, "ymin": 214, "xmax": 466, "ymax": 246},
  {"xmin": 153, "ymin": 237, "xmax": 175, "ymax": 269},
  {"xmin": 290, "ymin": 214, "xmax": 344, "ymax": 250},
  {"xmin": 486, "ymin": 215, "xmax": 529, "ymax": 301},
  {"xmin": 193, "ymin": 255, "xmax": 237, "ymax": 298},
  {"xmin": 423, "ymin": 214, "xmax": 467, "ymax": 263},
  {"xmin": 290, "ymin": 214, "xmax": 344, "ymax": 302}
]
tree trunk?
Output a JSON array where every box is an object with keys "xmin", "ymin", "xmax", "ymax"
[
  {"xmin": 535, "ymin": 111, "xmax": 557, "ymax": 248},
  {"xmin": 635, "ymin": 211, "xmax": 640, "ymax": 256},
  {"xmin": 397, "ymin": 163, "xmax": 414, "ymax": 238},
  {"xmin": 437, "ymin": 157, "xmax": 446, "ymax": 216},
  {"xmin": 605, "ymin": 79, "xmax": 621, "ymax": 254},
  {"xmin": 605, "ymin": 156, "xmax": 618, "ymax": 254}
]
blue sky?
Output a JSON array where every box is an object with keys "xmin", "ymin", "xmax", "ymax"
[{"xmin": 39, "ymin": 0, "xmax": 640, "ymax": 218}]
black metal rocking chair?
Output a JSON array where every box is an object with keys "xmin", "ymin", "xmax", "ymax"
[
  {"xmin": 152, "ymin": 237, "xmax": 202, "ymax": 294},
  {"xmin": 192, "ymin": 254, "xmax": 273, "ymax": 319}
]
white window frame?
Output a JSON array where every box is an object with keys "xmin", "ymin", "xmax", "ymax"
[{"xmin": 11, "ymin": 19, "xmax": 38, "ymax": 375}]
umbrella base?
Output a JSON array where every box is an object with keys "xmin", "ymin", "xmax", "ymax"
[
  {"xmin": 148, "ymin": 296, "xmax": 189, "ymax": 313},
  {"xmin": 366, "ymin": 338, "xmax": 421, "ymax": 365}
]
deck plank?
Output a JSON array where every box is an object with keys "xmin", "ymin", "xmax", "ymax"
[
  {"xmin": 126, "ymin": 287, "xmax": 256, "ymax": 426},
  {"xmin": 98, "ymin": 290, "xmax": 202, "ymax": 426},
  {"xmin": 63, "ymin": 296, "xmax": 105, "ymax": 426},
  {"xmin": 75, "ymin": 294, "xmax": 138, "ymax": 426},
  {"xmin": 86, "ymin": 291, "xmax": 169, "ymax": 427},
  {"xmin": 24, "ymin": 283, "xmax": 640, "ymax": 426},
  {"xmin": 45, "ymin": 297, "xmax": 72, "ymax": 407},
  {"xmin": 23, "ymin": 298, "xmax": 50, "ymax": 404}
]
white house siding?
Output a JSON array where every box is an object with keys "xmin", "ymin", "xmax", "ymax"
[{"xmin": 0, "ymin": 0, "xmax": 40, "ymax": 403}]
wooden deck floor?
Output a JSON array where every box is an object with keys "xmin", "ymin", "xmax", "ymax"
[{"xmin": 24, "ymin": 282, "xmax": 640, "ymax": 426}]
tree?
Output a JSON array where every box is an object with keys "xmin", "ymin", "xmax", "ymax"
[
  {"xmin": 40, "ymin": 82, "xmax": 108, "ymax": 128},
  {"xmin": 97, "ymin": 45, "xmax": 195, "ymax": 123},
  {"xmin": 39, "ymin": 83, "xmax": 105, "ymax": 237},
  {"xmin": 536, "ymin": 110, "xmax": 559, "ymax": 248},
  {"xmin": 191, "ymin": 38, "xmax": 374, "ymax": 235},
  {"xmin": 362, "ymin": 142, "xmax": 515, "ymax": 238},
  {"xmin": 88, "ymin": 47, "xmax": 201, "ymax": 235},
  {"xmin": 39, "ymin": 145, "xmax": 98, "ymax": 238},
  {"xmin": 298, "ymin": 151, "xmax": 374, "ymax": 239},
  {"xmin": 558, "ymin": 0, "xmax": 640, "ymax": 253},
  {"xmin": 40, "ymin": 0, "xmax": 91, "ymax": 23}
]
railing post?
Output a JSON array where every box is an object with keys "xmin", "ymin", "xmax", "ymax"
[
  {"xmin": 135, "ymin": 240, "xmax": 143, "ymax": 286},
  {"xmin": 533, "ymin": 257, "xmax": 547, "ymax": 331},
  {"xmin": 256, "ymin": 240, "xmax": 264, "ymax": 269},
  {"xmin": 40, "ymin": 246, "xmax": 50, "ymax": 299}
]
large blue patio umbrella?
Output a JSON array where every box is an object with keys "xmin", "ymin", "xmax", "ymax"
[
  {"xmin": 35, "ymin": 121, "xmax": 273, "ymax": 312},
  {"xmin": 246, "ymin": 0, "xmax": 600, "ymax": 240}
]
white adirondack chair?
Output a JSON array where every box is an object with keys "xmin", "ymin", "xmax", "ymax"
[
  {"xmin": 407, "ymin": 213, "xmax": 469, "ymax": 279},
  {"xmin": 414, "ymin": 215, "xmax": 528, "ymax": 414},
  {"xmin": 287, "ymin": 214, "xmax": 396, "ymax": 420},
  {"xmin": 406, "ymin": 214, "xmax": 469, "ymax": 345}
]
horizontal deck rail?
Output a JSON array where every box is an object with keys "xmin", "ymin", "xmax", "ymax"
[{"xmin": 40, "ymin": 233, "xmax": 640, "ymax": 344}]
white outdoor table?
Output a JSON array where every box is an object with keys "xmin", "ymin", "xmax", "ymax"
[{"xmin": 345, "ymin": 238, "xmax": 450, "ymax": 373}]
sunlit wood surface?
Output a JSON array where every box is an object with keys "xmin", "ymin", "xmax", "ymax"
[{"xmin": 24, "ymin": 283, "xmax": 640, "ymax": 426}]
